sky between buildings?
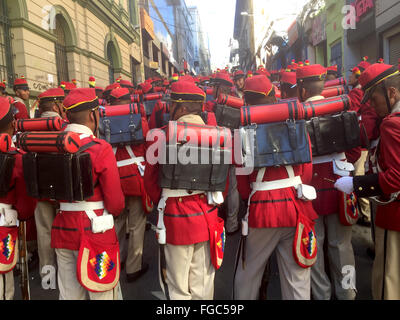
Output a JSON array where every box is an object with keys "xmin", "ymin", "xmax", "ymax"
[{"xmin": 186, "ymin": 0, "xmax": 310, "ymax": 70}]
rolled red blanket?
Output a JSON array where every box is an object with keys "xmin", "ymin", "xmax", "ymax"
[
  {"xmin": 131, "ymin": 92, "xmax": 163, "ymax": 103},
  {"xmin": 325, "ymin": 77, "xmax": 347, "ymax": 88},
  {"xmin": 100, "ymin": 104, "xmax": 141, "ymax": 117},
  {"xmin": 321, "ymin": 85, "xmax": 346, "ymax": 98},
  {"xmin": 165, "ymin": 121, "xmax": 231, "ymax": 147},
  {"xmin": 303, "ymin": 95, "xmax": 351, "ymax": 119},
  {"xmin": 241, "ymin": 100, "xmax": 305, "ymax": 126},
  {"xmin": 217, "ymin": 94, "xmax": 244, "ymax": 108},
  {"xmin": 16, "ymin": 117, "xmax": 63, "ymax": 132},
  {"xmin": 241, "ymin": 95, "xmax": 351, "ymax": 125},
  {"xmin": 18, "ymin": 131, "xmax": 82, "ymax": 153},
  {"xmin": 0, "ymin": 133, "xmax": 12, "ymax": 153}
]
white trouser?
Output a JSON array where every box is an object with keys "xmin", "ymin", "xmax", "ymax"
[
  {"xmin": 161, "ymin": 241, "xmax": 215, "ymax": 300},
  {"xmin": 311, "ymin": 214, "xmax": 356, "ymax": 300},
  {"xmin": 115, "ymin": 196, "xmax": 146, "ymax": 274},
  {"xmin": 234, "ymin": 227, "xmax": 311, "ymax": 300},
  {"xmin": 34, "ymin": 201, "xmax": 57, "ymax": 278}
]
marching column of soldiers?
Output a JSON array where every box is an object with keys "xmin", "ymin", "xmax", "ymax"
[{"xmin": 0, "ymin": 54, "xmax": 399, "ymax": 300}]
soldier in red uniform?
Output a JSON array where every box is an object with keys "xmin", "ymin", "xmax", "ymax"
[
  {"xmin": 205, "ymin": 71, "xmax": 235, "ymax": 112},
  {"xmin": 233, "ymin": 70, "xmax": 246, "ymax": 99},
  {"xmin": 296, "ymin": 64, "xmax": 356, "ymax": 300},
  {"xmin": 205, "ymin": 72, "xmax": 240, "ymax": 234},
  {"xmin": 51, "ymin": 88, "xmax": 125, "ymax": 299},
  {"xmin": 280, "ymin": 69, "xmax": 297, "ymax": 99},
  {"xmin": 347, "ymin": 58, "xmax": 380, "ymax": 228},
  {"xmin": 13, "ymin": 77, "xmax": 30, "ymax": 119},
  {"xmin": 34, "ymin": 88, "xmax": 67, "ymax": 279},
  {"xmin": 144, "ymin": 80, "xmax": 223, "ymax": 300},
  {"xmin": 335, "ymin": 63, "xmax": 400, "ymax": 300},
  {"xmin": 0, "ymin": 97, "xmax": 37, "ymax": 299},
  {"xmin": 108, "ymin": 87, "xmax": 150, "ymax": 282},
  {"xmin": 234, "ymin": 75, "xmax": 318, "ymax": 300},
  {"xmin": 326, "ymin": 65, "xmax": 338, "ymax": 81}
]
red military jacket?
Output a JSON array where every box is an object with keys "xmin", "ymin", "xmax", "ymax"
[
  {"xmin": 0, "ymin": 147, "xmax": 37, "ymax": 221},
  {"xmin": 51, "ymin": 124, "xmax": 125, "ymax": 250},
  {"xmin": 114, "ymin": 114, "xmax": 149, "ymax": 197},
  {"xmin": 13, "ymin": 99, "xmax": 30, "ymax": 120},
  {"xmin": 144, "ymin": 114, "xmax": 219, "ymax": 245},
  {"xmin": 310, "ymin": 161, "xmax": 341, "ymax": 215},
  {"xmin": 374, "ymin": 112, "xmax": 400, "ymax": 231},
  {"xmin": 346, "ymin": 87, "xmax": 380, "ymax": 164},
  {"xmin": 237, "ymin": 160, "xmax": 318, "ymax": 228}
]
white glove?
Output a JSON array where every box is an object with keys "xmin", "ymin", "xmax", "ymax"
[{"xmin": 334, "ymin": 177, "xmax": 354, "ymax": 195}]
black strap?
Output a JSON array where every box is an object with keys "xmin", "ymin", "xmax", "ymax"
[
  {"xmin": 288, "ymin": 101, "xmax": 293, "ymax": 120},
  {"xmin": 76, "ymin": 141, "xmax": 99, "ymax": 154},
  {"xmin": 312, "ymin": 117, "xmax": 323, "ymax": 154}
]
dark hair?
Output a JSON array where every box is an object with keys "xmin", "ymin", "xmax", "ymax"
[
  {"xmin": 66, "ymin": 109, "xmax": 91, "ymax": 125},
  {"xmin": 280, "ymin": 83, "xmax": 297, "ymax": 99},
  {"xmin": 245, "ymin": 90, "xmax": 276, "ymax": 106},
  {"xmin": 39, "ymin": 100, "xmax": 62, "ymax": 113},
  {"xmin": 300, "ymin": 80, "xmax": 324, "ymax": 97}
]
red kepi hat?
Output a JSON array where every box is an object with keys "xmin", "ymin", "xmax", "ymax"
[
  {"xmin": 170, "ymin": 80, "xmax": 206, "ymax": 103},
  {"xmin": 280, "ymin": 70, "xmax": 297, "ymax": 86},
  {"xmin": 359, "ymin": 63, "xmax": 400, "ymax": 104},
  {"xmin": 63, "ymin": 88, "xmax": 99, "ymax": 113},
  {"xmin": 109, "ymin": 87, "xmax": 131, "ymax": 104},
  {"xmin": 38, "ymin": 88, "xmax": 65, "ymax": 103},
  {"xmin": 13, "ymin": 76, "xmax": 29, "ymax": 91},
  {"xmin": 243, "ymin": 75, "xmax": 274, "ymax": 101},
  {"xmin": 213, "ymin": 72, "xmax": 234, "ymax": 87},
  {"xmin": 295, "ymin": 64, "xmax": 327, "ymax": 87}
]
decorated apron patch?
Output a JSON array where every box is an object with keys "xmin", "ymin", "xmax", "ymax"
[{"xmin": 90, "ymin": 251, "xmax": 115, "ymax": 280}]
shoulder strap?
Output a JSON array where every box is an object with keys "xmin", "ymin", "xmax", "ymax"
[{"xmin": 77, "ymin": 140, "xmax": 99, "ymax": 154}]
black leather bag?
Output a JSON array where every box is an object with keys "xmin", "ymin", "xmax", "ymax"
[
  {"xmin": 215, "ymin": 105, "xmax": 241, "ymax": 130},
  {"xmin": 160, "ymin": 144, "xmax": 231, "ymax": 192},
  {"xmin": 0, "ymin": 152, "xmax": 16, "ymax": 197},
  {"xmin": 99, "ymin": 105, "xmax": 143, "ymax": 146},
  {"xmin": 306, "ymin": 111, "xmax": 361, "ymax": 157},
  {"xmin": 241, "ymin": 120, "xmax": 311, "ymax": 168},
  {"xmin": 23, "ymin": 142, "xmax": 96, "ymax": 202}
]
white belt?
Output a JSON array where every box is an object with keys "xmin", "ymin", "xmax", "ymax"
[
  {"xmin": 60, "ymin": 201, "xmax": 104, "ymax": 212},
  {"xmin": 60, "ymin": 201, "xmax": 113, "ymax": 233},
  {"xmin": 156, "ymin": 188, "xmax": 222, "ymax": 245},
  {"xmin": 242, "ymin": 166, "xmax": 302, "ymax": 236},
  {"xmin": 60, "ymin": 201, "xmax": 106, "ymax": 220},
  {"xmin": 161, "ymin": 188, "xmax": 205, "ymax": 198},
  {"xmin": 312, "ymin": 152, "xmax": 346, "ymax": 165},
  {"xmin": 251, "ymin": 176, "xmax": 302, "ymax": 191},
  {"xmin": 113, "ymin": 146, "xmax": 145, "ymax": 176}
]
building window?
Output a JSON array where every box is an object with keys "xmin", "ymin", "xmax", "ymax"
[
  {"xmin": 142, "ymin": 34, "xmax": 149, "ymax": 59},
  {"xmin": 330, "ymin": 41, "xmax": 342, "ymax": 76},
  {"xmin": 54, "ymin": 15, "xmax": 70, "ymax": 84},
  {"xmin": 107, "ymin": 42, "xmax": 116, "ymax": 84},
  {"xmin": 388, "ymin": 32, "xmax": 400, "ymax": 65},
  {"xmin": 0, "ymin": 1, "xmax": 14, "ymax": 86}
]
